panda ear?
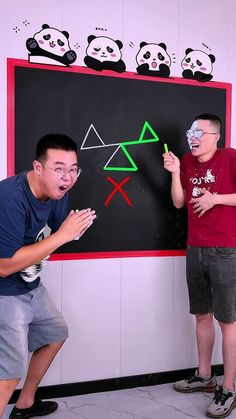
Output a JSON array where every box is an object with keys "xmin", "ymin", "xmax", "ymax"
[
  {"xmin": 42, "ymin": 24, "xmax": 50, "ymax": 29},
  {"xmin": 88, "ymin": 35, "xmax": 96, "ymax": 43},
  {"xmin": 62, "ymin": 31, "xmax": 69, "ymax": 39},
  {"xmin": 140, "ymin": 42, "xmax": 147, "ymax": 48},
  {"xmin": 209, "ymin": 54, "xmax": 216, "ymax": 63},
  {"xmin": 115, "ymin": 40, "xmax": 123, "ymax": 49},
  {"xmin": 185, "ymin": 48, "xmax": 193, "ymax": 55},
  {"xmin": 159, "ymin": 43, "xmax": 167, "ymax": 51}
]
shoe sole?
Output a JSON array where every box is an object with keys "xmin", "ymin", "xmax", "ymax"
[
  {"xmin": 174, "ymin": 384, "xmax": 217, "ymax": 394},
  {"xmin": 206, "ymin": 398, "xmax": 236, "ymax": 418},
  {"xmin": 10, "ymin": 404, "xmax": 58, "ymax": 418}
]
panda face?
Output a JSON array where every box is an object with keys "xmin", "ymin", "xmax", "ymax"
[
  {"xmin": 181, "ymin": 50, "xmax": 213, "ymax": 74},
  {"xmin": 86, "ymin": 36, "xmax": 122, "ymax": 62},
  {"xmin": 34, "ymin": 27, "xmax": 70, "ymax": 57},
  {"xmin": 136, "ymin": 43, "xmax": 171, "ymax": 70}
]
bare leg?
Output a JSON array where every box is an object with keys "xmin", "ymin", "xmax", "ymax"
[
  {"xmin": 219, "ymin": 321, "xmax": 236, "ymax": 392},
  {"xmin": 15, "ymin": 341, "xmax": 64, "ymax": 409},
  {"xmin": 0, "ymin": 378, "xmax": 20, "ymax": 418},
  {"xmin": 196, "ymin": 313, "xmax": 215, "ymax": 376}
]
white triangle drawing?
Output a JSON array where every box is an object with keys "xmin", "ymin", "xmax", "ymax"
[
  {"xmin": 80, "ymin": 124, "xmax": 106, "ymax": 150},
  {"xmin": 103, "ymin": 145, "xmax": 121, "ymax": 168}
]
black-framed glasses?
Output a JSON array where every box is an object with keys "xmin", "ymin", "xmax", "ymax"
[
  {"xmin": 186, "ymin": 129, "xmax": 219, "ymax": 139},
  {"xmin": 41, "ymin": 163, "xmax": 82, "ymax": 179}
]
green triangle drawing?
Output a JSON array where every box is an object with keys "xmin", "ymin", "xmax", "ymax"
[
  {"xmin": 137, "ymin": 121, "xmax": 159, "ymax": 142},
  {"xmin": 103, "ymin": 121, "xmax": 159, "ymax": 172}
]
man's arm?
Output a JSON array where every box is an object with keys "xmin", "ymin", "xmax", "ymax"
[
  {"xmin": 171, "ymin": 170, "xmax": 186, "ymax": 209},
  {"xmin": 0, "ymin": 209, "xmax": 96, "ymax": 278},
  {"xmin": 213, "ymin": 193, "xmax": 236, "ymax": 206},
  {"xmin": 190, "ymin": 189, "xmax": 236, "ymax": 218},
  {"xmin": 163, "ymin": 151, "xmax": 186, "ymax": 208}
]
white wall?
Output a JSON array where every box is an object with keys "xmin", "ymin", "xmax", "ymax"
[{"xmin": 0, "ymin": 0, "xmax": 234, "ymax": 386}]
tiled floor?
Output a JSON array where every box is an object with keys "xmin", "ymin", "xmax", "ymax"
[{"xmin": 4, "ymin": 379, "xmax": 236, "ymax": 419}]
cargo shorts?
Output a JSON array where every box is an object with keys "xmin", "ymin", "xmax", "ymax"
[{"xmin": 0, "ymin": 283, "xmax": 68, "ymax": 379}]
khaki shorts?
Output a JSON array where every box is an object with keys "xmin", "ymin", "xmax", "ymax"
[
  {"xmin": 186, "ymin": 246, "xmax": 236, "ymax": 323},
  {"xmin": 0, "ymin": 283, "xmax": 68, "ymax": 379}
]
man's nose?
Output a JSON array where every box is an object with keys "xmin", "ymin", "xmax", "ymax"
[{"xmin": 61, "ymin": 170, "xmax": 72, "ymax": 180}]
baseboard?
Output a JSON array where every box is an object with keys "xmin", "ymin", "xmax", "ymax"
[{"xmin": 9, "ymin": 364, "xmax": 223, "ymax": 404}]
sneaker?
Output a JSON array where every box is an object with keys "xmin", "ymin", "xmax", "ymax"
[
  {"xmin": 174, "ymin": 369, "xmax": 217, "ymax": 393},
  {"xmin": 206, "ymin": 386, "xmax": 236, "ymax": 418},
  {"xmin": 9, "ymin": 399, "xmax": 58, "ymax": 418}
]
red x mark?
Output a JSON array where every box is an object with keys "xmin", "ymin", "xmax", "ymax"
[{"xmin": 105, "ymin": 176, "xmax": 132, "ymax": 207}]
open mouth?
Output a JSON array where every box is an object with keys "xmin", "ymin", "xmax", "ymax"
[
  {"xmin": 190, "ymin": 143, "xmax": 200, "ymax": 150},
  {"xmin": 59, "ymin": 185, "xmax": 68, "ymax": 192}
]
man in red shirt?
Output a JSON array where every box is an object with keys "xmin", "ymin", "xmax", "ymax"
[{"xmin": 163, "ymin": 114, "xmax": 236, "ymax": 418}]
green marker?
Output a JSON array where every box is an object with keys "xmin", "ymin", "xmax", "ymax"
[{"xmin": 164, "ymin": 143, "xmax": 169, "ymax": 153}]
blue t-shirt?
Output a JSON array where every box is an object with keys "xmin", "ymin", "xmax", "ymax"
[{"xmin": 0, "ymin": 172, "xmax": 68, "ymax": 295}]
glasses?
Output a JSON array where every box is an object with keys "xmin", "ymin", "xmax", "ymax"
[
  {"xmin": 41, "ymin": 163, "xmax": 82, "ymax": 179},
  {"xmin": 186, "ymin": 129, "xmax": 219, "ymax": 139}
]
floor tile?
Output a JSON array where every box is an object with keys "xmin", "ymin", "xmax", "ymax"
[{"xmin": 5, "ymin": 379, "xmax": 236, "ymax": 419}]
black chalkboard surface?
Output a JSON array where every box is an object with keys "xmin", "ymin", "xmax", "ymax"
[{"xmin": 8, "ymin": 59, "xmax": 231, "ymax": 259}]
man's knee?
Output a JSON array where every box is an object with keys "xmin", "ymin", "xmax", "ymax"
[
  {"xmin": 218, "ymin": 319, "xmax": 236, "ymax": 333},
  {"xmin": 196, "ymin": 313, "xmax": 214, "ymax": 323}
]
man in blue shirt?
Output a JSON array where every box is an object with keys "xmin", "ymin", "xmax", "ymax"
[{"xmin": 0, "ymin": 133, "xmax": 96, "ymax": 418}]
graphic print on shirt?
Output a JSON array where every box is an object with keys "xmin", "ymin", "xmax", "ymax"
[
  {"xmin": 20, "ymin": 225, "xmax": 49, "ymax": 282},
  {"xmin": 190, "ymin": 169, "xmax": 215, "ymax": 197}
]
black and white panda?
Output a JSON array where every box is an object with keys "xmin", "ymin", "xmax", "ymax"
[
  {"xmin": 26, "ymin": 24, "xmax": 77, "ymax": 67},
  {"xmin": 181, "ymin": 48, "xmax": 215, "ymax": 82},
  {"xmin": 136, "ymin": 42, "xmax": 171, "ymax": 77},
  {"xmin": 84, "ymin": 35, "xmax": 126, "ymax": 73}
]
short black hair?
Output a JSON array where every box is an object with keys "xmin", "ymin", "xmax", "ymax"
[
  {"xmin": 36, "ymin": 133, "xmax": 77, "ymax": 161},
  {"xmin": 195, "ymin": 113, "xmax": 222, "ymax": 133}
]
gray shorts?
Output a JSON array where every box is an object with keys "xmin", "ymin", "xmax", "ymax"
[
  {"xmin": 186, "ymin": 246, "xmax": 236, "ymax": 323},
  {"xmin": 0, "ymin": 283, "xmax": 68, "ymax": 379}
]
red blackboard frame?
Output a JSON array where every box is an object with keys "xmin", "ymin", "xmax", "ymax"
[{"xmin": 7, "ymin": 58, "xmax": 232, "ymax": 260}]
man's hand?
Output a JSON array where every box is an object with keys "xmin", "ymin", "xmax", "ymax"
[
  {"xmin": 58, "ymin": 209, "xmax": 96, "ymax": 243},
  {"xmin": 0, "ymin": 209, "xmax": 96, "ymax": 278},
  {"xmin": 189, "ymin": 189, "xmax": 216, "ymax": 217},
  {"xmin": 163, "ymin": 151, "xmax": 180, "ymax": 173}
]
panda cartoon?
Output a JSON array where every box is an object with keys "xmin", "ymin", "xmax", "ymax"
[
  {"xmin": 84, "ymin": 35, "xmax": 126, "ymax": 73},
  {"xmin": 26, "ymin": 24, "xmax": 77, "ymax": 67},
  {"xmin": 136, "ymin": 42, "xmax": 171, "ymax": 77},
  {"xmin": 181, "ymin": 48, "xmax": 215, "ymax": 82}
]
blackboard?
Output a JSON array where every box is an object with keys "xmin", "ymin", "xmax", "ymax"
[{"xmin": 7, "ymin": 59, "xmax": 231, "ymax": 259}]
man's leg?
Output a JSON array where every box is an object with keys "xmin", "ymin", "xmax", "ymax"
[
  {"xmin": 196, "ymin": 313, "xmax": 215, "ymax": 377},
  {"xmin": 174, "ymin": 247, "xmax": 217, "ymax": 393},
  {"xmin": 0, "ymin": 379, "xmax": 20, "ymax": 418},
  {"xmin": 0, "ymin": 294, "xmax": 30, "ymax": 418},
  {"xmin": 208, "ymin": 248, "xmax": 236, "ymax": 391},
  {"xmin": 205, "ymin": 248, "xmax": 236, "ymax": 417},
  {"xmin": 10, "ymin": 284, "xmax": 68, "ymax": 415},
  {"xmin": 174, "ymin": 312, "xmax": 216, "ymax": 393},
  {"xmin": 186, "ymin": 247, "xmax": 215, "ymax": 376},
  {"xmin": 219, "ymin": 321, "xmax": 236, "ymax": 392},
  {"xmin": 14, "ymin": 341, "xmax": 64, "ymax": 409},
  {"xmin": 205, "ymin": 321, "xmax": 236, "ymax": 418}
]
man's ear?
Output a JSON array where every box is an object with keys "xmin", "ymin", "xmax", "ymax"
[{"xmin": 33, "ymin": 160, "xmax": 43, "ymax": 175}]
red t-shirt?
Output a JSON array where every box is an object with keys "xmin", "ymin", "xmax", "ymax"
[{"xmin": 181, "ymin": 148, "xmax": 236, "ymax": 247}]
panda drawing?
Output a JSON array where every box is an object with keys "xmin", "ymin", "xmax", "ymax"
[
  {"xmin": 84, "ymin": 35, "xmax": 126, "ymax": 73},
  {"xmin": 181, "ymin": 48, "xmax": 215, "ymax": 82},
  {"xmin": 136, "ymin": 42, "xmax": 171, "ymax": 78},
  {"xmin": 26, "ymin": 24, "xmax": 77, "ymax": 67}
]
